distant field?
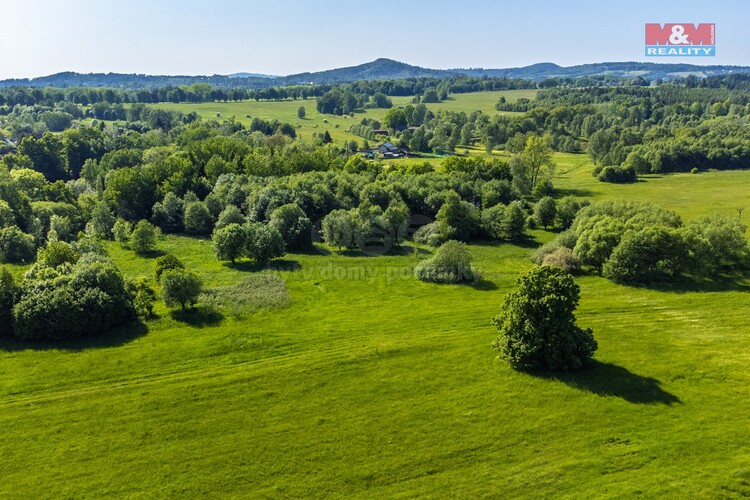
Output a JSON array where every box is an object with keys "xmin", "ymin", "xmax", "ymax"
[
  {"xmin": 552, "ymin": 152, "xmax": 750, "ymax": 223},
  {"xmin": 149, "ymin": 90, "xmax": 534, "ymax": 145},
  {"xmin": 2, "ymin": 166, "xmax": 750, "ymax": 496}
]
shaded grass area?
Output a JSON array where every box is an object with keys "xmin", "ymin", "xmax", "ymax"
[
  {"xmin": 0, "ymin": 320, "xmax": 149, "ymax": 353},
  {"xmin": 533, "ymin": 360, "xmax": 681, "ymax": 405}
]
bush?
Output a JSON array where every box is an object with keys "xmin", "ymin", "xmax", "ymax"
[
  {"xmin": 0, "ymin": 226, "xmax": 36, "ymax": 264},
  {"xmin": 129, "ymin": 220, "xmax": 158, "ymax": 254},
  {"xmin": 492, "ymin": 266, "xmax": 597, "ymax": 371},
  {"xmin": 154, "ymin": 254, "xmax": 185, "ymax": 281},
  {"xmin": 127, "ymin": 276, "xmax": 156, "ymax": 318},
  {"xmin": 415, "ymin": 240, "xmax": 479, "ymax": 284},
  {"xmin": 542, "ymin": 247, "xmax": 580, "ymax": 273},
  {"xmin": 413, "ymin": 222, "xmax": 447, "ymax": 247},
  {"xmin": 597, "ymin": 165, "xmax": 637, "ymax": 183},
  {"xmin": 532, "ymin": 178, "xmax": 554, "ymax": 198},
  {"xmin": 160, "ymin": 269, "xmax": 202, "ymax": 311},
  {"xmin": 602, "ymin": 226, "xmax": 692, "ymax": 284},
  {"xmin": 531, "ymin": 230, "xmax": 578, "ymax": 265}
]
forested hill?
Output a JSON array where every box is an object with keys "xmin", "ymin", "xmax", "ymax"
[
  {"xmin": 2, "ymin": 59, "xmax": 749, "ymax": 89},
  {"xmin": 281, "ymin": 58, "xmax": 456, "ymax": 84}
]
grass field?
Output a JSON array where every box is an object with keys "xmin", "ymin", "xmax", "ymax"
[
  {"xmin": 149, "ymin": 90, "xmax": 534, "ymax": 145},
  {"xmin": 553, "ymin": 153, "xmax": 750, "ymax": 222},
  {"xmin": 2, "ymin": 161, "xmax": 750, "ymax": 496}
]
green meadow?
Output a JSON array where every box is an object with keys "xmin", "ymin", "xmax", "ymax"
[
  {"xmin": 2, "ymin": 151, "xmax": 750, "ymax": 496},
  {"xmin": 150, "ymin": 90, "xmax": 534, "ymax": 145},
  {"xmin": 553, "ymin": 153, "xmax": 750, "ymax": 222}
]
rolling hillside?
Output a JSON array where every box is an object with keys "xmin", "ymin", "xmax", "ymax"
[{"xmin": 2, "ymin": 59, "xmax": 748, "ymax": 89}]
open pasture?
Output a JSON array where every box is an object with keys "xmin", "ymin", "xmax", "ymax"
[{"xmin": 2, "ymin": 166, "xmax": 750, "ymax": 496}]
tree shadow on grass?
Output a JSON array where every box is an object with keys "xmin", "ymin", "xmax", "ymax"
[
  {"xmin": 170, "ymin": 305, "xmax": 223, "ymax": 327},
  {"xmin": 224, "ymin": 259, "xmax": 302, "ymax": 273},
  {"xmin": 617, "ymin": 274, "xmax": 750, "ymax": 294},
  {"xmin": 509, "ymin": 236, "xmax": 542, "ymax": 250},
  {"xmin": 294, "ymin": 246, "xmax": 328, "ymax": 256},
  {"xmin": 397, "ymin": 244, "xmax": 431, "ymax": 256},
  {"xmin": 0, "ymin": 320, "xmax": 149, "ymax": 353},
  {"xmin": 554, "ymin": 187, "xmax": 596, "ymax": 198},
  {"xmin": 470, "ymin": 278, "xmax": 499, "ymax": 291},
  {"xmin": 535, "ymin": 360, "xmax": 681, "ymax": 405},
  {"xmin": 135, "ymin": 249, "xmax": 166, "ymax": 259}
]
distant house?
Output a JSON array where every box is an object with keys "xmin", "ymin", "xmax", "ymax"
[
  {"xmin": 378, "ymin": 142, "xmax": 409, "ymax": 158},
  {"xmin": 373, "ymin": 129, "xmax": 389, "ymax": 136},
  {"xmin": 378, "ymin": 142, "xmax": 399, "ymax": 154}
]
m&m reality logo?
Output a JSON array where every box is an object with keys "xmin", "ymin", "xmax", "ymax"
[{"xmin": 645, "ymin": 23, "xmax": 715, "ymax": 56}]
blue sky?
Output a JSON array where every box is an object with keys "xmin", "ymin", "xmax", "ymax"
[{"xmin": 0, "ymin": 0, "xmax": 747, "ymax": 79}]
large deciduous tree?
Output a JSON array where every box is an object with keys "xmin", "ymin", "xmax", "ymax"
[
  {"xmin": 322, "ymin": 209, "xmax": 354, "ymax": 250},
  {"xmin": 512, "ymin": 134, "xmax": 555, "ymax": 194},
  {"xmin": 129, "ymin": 220, "xmax": 158, "ymax": 255},
  {"xmin": 160, "ymin": 269, "xmax": 202, "ymax": 311},
  {"xmin": 212, "ymin": 223, "xmax": 247, "ymax": 264},
  {"xmin": 492, "ymin": 266, "xmax": 597, "ymax": 371},
  {"xmin": 246, "ymin": 223, "xmax": 285, "ymax": 266},
  {"xmin": 382, "ymin": 108, "xmax": 408, "ymax": 132},
  {"xmin": 269, "ymin": 203, "xmax": 312, "ymax": 251}
]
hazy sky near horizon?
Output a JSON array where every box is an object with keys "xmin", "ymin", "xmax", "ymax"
[{"xmin": 1, "ymin": 0, "xmax": 747, "ymax": 79}]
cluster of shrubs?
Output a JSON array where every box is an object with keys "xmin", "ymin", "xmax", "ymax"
[
  {"xmin": 211, "ymin": 202, "xmax": 314, "ymax": 265},
  {"xmin": 594, "ymin": 165, "xmax": 637, "ymax": 184},
  {"xmin": 0, "ymin": 240, "xmax": 138, "ymax": 340},
  {"xmin": 213, "ymin": 222, "xmax": 285, "ymax": 265},
  {"xmin": 532, "ymin": 200, "xmax": 749, "ymax": 284}
]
